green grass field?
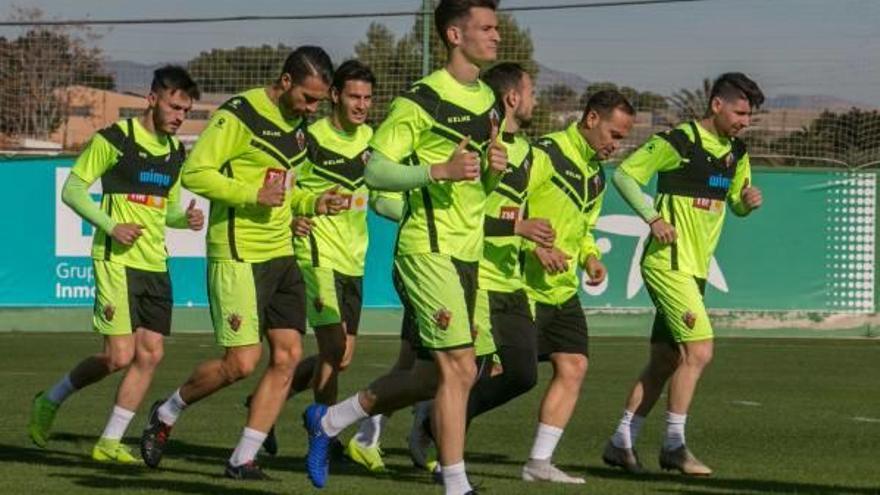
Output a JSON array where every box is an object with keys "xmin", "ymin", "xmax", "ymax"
[{"xmin": 1, "ymin": 328, "xmax": 879, "ymax": 494}]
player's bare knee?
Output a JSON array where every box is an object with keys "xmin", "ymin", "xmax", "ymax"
[
  {"xmin": 564, "ymin": 354, "xmax": 589, "ymax": 381},
  {"xmin": 135, "ymin": 346, "xmax": 164, "ymax": 369},
  {"xmin": 683, "ymin": 342, "xmax": 713, "ymax": 368},
  {"xmin": 107, "ymin": 348, "xmax": 135, "ymax": 371},
  {"xmin": 455, "ymin": 357, "xmax": 479, "ymax": 387},
  {"xmin": 223, "ymin": 354, "xmax": 258, "ymax": 382}
]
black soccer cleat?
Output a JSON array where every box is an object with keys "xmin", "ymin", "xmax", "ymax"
[
  {"xmin": 225, "ymin": 460, "xmax": 272, "ymax": 480},
  {"xmin": 140, "ymin": 399, "xmax": 173, "ymax": 468}
]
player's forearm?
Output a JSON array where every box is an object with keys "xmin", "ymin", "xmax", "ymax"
[
  {"xmin": 291, "ymin": 188, "xmax": 318, "ymax": 216},
  {"xmin": 165, "ymin": 200, "xmax": 188, "ymax": 229},
  {"xmin": 484, "ymin": 216, "xmax": 516, "ymax": 237},
  {"xmin": 728, "ymin": 195, "xmax": 752, "ymax": 217},
  {"xmin": 61, "ymin": 173, "xmax": 116, "ymax": 234},
  {"xmin": 364, "ymin": 150, "xmax": 432, "ymax": 192},
  {"xmin": 181, "ymin": 165, "xmax": 259, "ymax": 207},
  {"xmin": 613, "ymin": 167, "xmax": 660, "ymax": 222},
  {"xmin": 369, "ymin": 193, "xmax": 405, "ymax": 221},
  {"xmin": 578, "ymin": 235, "xmax": 601, "ymax": 268}
]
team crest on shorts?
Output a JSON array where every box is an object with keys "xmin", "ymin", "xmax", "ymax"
[
  {"xmin": 102, "ymin": 304, "xmax": 115, "ymax": 322},
  {"xmin": 228, "ymin": 313, "xmax": 242, "ymax": 332},
  {"xmin": 434, "ymin": 308, "xmax": 452, "ymax": 330},
  {"xmin": 682, "ymin": 310, "xmax": 697, "ymax": 329}
]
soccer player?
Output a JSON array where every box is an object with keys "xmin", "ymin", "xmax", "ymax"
[
  {"xmin": 28, "ymin": 66, "xmax": 203, "ymax": 463},
  {"xmin": 407, "ymin": 61, "xmax": 557, "ymax": 470},
  {"xmin": 244, "ymin": 59, "xmax": 389, "ymax": 470},
  {"xmin": 139, "ymin": 46, "xmax": 339, "ymax": 479},
  {"xmin": 520, "ymin": 90, "xmax": 635, "ymax": 483},
  {"xmin": 603, "ymin": 73, "xmax": 764, "ymax": 476},
  {"xmin": 301, "ymin": 1, "xmax": 507, "ymax": 493}
]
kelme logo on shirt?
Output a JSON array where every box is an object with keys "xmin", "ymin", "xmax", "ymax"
[
  {"xmin": 564, "ymin": 169, "xmax": 583, "ymax": 181},
  {"xmin": 262, "ymin": 129, "xmax": 282, "ymax": 138},
  {"xmin": 139, "ymin": 169, "xmax": 172, "ymax": 187},
  {"xmin": 447, "ymin": 115, "xmax": 471, "ymax": 124}
]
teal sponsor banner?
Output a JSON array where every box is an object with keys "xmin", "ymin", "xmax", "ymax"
[
  {"xmin": 580, "ymin": 168, "xmax": 876, "ymax": 313},
  {"xmin": 0, "ymin": 159, "xmax": 874, "ymax": 313}
]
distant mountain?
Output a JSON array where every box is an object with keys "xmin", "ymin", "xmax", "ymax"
[
  {"xmin": 535, "ymin": 63, "xmax": 590, "ymax": 94},
  {"xmin": 764, "ymin": 94, "xmax": 871, "ymax": 110}
]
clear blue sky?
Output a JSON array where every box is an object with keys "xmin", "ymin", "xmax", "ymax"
[{"xmin": 1, "ymin": 0, "xmax": 877, "ymax": 105}]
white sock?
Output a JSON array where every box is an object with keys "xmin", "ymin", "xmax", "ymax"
[
  {"xmin": 229, "ymin": 427, "xmax": 267, "ymax": 467},
  {"xmin": 320, "ymin": 394, "xmax": 368, "ymax": 437},
  {"xmin": 529, "ymin": 423, "xmax": 564, "ymax": 461},
  {"xmin": 157, "ymin": 389, "xmax": 188, "ymax": 426},
  {"xmin": 354, "ymin": 414, "xmax": 387, "ymax": 448},
  {"xmin": 630, "ymin": 414, "xmax": 646, "ymax": 445},
  {"xmin": 100, "ymin": 405, "xmax": 135, "ymax": 441},
  {"xmin": 46, "ymin": 374, "xmax": 77, "ymax": 405},
  {"xmin": 663, "ymin": 411, "xmax": 687, "ymax": 450},
  {"xmin": 611, "ymin": 410, "xmax": 635, "ymax": 449},
  {"xmin": 441, "ymin": 461, "xmax": 472, "ymax": 495}
]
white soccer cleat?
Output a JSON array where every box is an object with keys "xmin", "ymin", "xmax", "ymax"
[{"xmin": 522, "ymin": 458, "xmax": 586, "ymax": 484}]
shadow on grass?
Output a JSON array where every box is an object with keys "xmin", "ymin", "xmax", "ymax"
[
  {"xmin": 54, "ymin": 473, "xmax": 279, "ymax": 494},
  {"xmin": 582, "ymin": 465, "xmax": 880, "ymax": 495}
]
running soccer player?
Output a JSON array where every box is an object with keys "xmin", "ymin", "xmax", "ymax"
[
  {"xmin": 29, "ymin": 66, "xmax": 202, "ymax": 464},
  {"xmin": 139, "ymin": 47, "xmax": 340, "ymax": 480},
  {"xmin": 603, "ymin": 72, "xmax": 763, "ymax": 476},
  {"xmin": 407, "ymin": 61, "xmax": 558, "ymax": 472},
  {"xmin": 301, "ymin": 1, "xmax": 507, "ymax": 493},
  {"xmin": 520, "ymin": 90, "xmax": 635, "ymax": 484},
  {"xmin": 243, "ymin": 60, "xmax": 389, "ymax": 471}
]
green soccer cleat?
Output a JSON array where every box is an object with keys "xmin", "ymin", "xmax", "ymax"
[
  {"xmin": 344, "ymin": 437, "xmax": 389, "ymax": 474},
  {"xmin": 92, "ymin": 438, "xmax": 140, "ymax": 464},
  {"xmin": 28, "ymin": 391, "xmax": 59, "ymax": 448}
]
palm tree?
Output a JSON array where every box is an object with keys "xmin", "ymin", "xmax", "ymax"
[{"xmin": 668, "ymin": 77, "xmax": 712, "ymax": 122}]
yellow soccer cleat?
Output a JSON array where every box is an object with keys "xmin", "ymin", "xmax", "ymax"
[
  {"xmin": 344, "ymin": 437, "xmax": 389, "ymax": 474},
  {"xmin": 92, "ymin": 438, "xmax": 140, "ymax": 464}
]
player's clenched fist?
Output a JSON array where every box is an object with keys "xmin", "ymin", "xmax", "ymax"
[{"xmin": 257, "ymin": 174, "xmax": 286, "ymax": 207}]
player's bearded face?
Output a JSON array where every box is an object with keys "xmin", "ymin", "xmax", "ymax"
[
  {"xmin": 152, "ymin": 89, "xmax": 192, "ymax": 135},
  {"xmin": 515, "ymin": 74, "xmax": 536, "ymax": 127},
  {"xmin": 457, "ymin": 7, "xmax": 500, "ymax": 64},
  {"xmin": 714, "ymin": 97, "xmax": 753, "ymax": 138},
  {"xmin": 282, "ymin": 74, "xmax": 329, "ymax": 119},
  {"xmin": 335, "ymin": 80, "xmax": 373, "ymax": 127}
]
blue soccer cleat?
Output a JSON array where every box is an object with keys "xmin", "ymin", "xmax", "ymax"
[{"xmin": 303, "ymin": 403, "xmax": 334, "ymax": 488}]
